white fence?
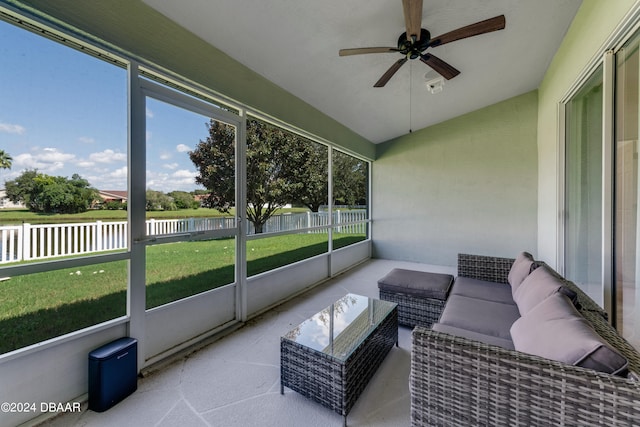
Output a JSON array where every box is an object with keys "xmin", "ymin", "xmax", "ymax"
[
  {"xmin": 246, "ymin": 210, "xmax": 366, "ymax": 234},
  {"xmin": 0, "ymin": 210, "xmax": 367, "ymax": 264}
]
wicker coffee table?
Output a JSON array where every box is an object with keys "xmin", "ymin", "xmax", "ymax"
[{"xmin": 280, "ymin": 293, "xmax": 398, "ymax": 426}]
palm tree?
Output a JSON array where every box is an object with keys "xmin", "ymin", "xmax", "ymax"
[{"xmin": 0, "ymin": 150, "xmax": 12, "ymax": 169}]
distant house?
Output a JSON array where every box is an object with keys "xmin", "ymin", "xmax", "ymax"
[
  {"xmin": 0, "ymin": 189, "xmax": 24, "ymax": 209},
  {"xmin": 193, "ymin": 193, "xmax": 209, "ymax": 207},
  {"xmin": 98, "ymin": 190, "xmax": 128, "ymax": 204}
]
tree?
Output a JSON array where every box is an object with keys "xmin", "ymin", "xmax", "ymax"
[
  {"xmin": 0, "ymin": 150, "xmax": 11, "ymax": 169},
  {"xmin": 244, "ymin": 119, "xmax": 312, "ymax": 232},
  {"xmin": 190, "ymin": 118, "xmax": 367, "ymax": 231},
  {"xmin": 191, "ymin": 119, "xmax": 312, "ymax": 233},
  {"xmin": 288, "ymin": 141, "xmax": 328, "ymax": 212},
  {"xmin": 145, "ymin": 190, "xmax": 176, "ymax": 211},
  {"xmin": 168, "ymin": 191, "xmax": 199, "ymax": 209},
  {"xmin": 285, "ymin": 143, "xmax": 370, "ymax": 211},
  {"xmin": 103, "ymin": 200, "xmax": 125, "ymax": 210},
  {"xmin": 190, "ymin": 120, "xmax": 236, "ymax": 213},
  {"xmin": 4, "ymin": 170, "xmax": 98, "ymax": 213},
  {"xmin": 5, "ymin": 169, "xmax": 38, "ymax": 205},
  {"xmin": 332, "ymin": 151, "xmax": 368, "ymax": 207}
]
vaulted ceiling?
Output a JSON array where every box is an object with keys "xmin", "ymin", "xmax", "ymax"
[{"xmin": 143, "ymin": 0, "xmax": 582, "ymax": 144}]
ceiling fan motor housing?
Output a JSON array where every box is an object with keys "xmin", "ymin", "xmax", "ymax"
[{"xmin": 397, "ymin": 28, "xmax": 431, "ymax": 59}]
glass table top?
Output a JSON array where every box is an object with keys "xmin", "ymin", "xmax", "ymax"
[{"xmin": 282, "ymin": 293, "xmax": 397, "ymax": 362}]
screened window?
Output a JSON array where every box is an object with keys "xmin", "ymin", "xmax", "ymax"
[
  {"xmin": 0, "ymin": 11, "xmax": 372, "ymax": 357},
  {"xmin": 0, "ymin": 22, "xmax": 127, "ymax": 263},
  {"xmin": 144, "ymin": 97, "xmax": 236, "ymax": 236},
  {"xmin": 332, "ymin": 150, "xmax": 369, "ymax": 249},
  {"xmin": 244, "ymin": 118, "xmax": 332, "ymax": 275},
  {"xmin": 0, "ymin": 19, "xmax": 128, "ymax": 353}
]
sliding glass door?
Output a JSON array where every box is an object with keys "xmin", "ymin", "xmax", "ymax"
[
  {"xmin": 565, "ymin": 27, "xmax": 640, "ymax": 350},
  {"xmin": 138, "ymin": 78, "xmax": 243, "ymax": 352},
  {"xmin": 615, "ymin": 31, "xmax": 640, "ymax": 347},
  {"xmin": 564, "ymin": 66, "xmax": 604, "ymax": 305}
]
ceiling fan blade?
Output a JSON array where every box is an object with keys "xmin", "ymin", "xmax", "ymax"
[
  {"xmin": 420, "ymin": 53, "xmax": 460, "ymax": 80},
  {"xmin": 402, "ymin": 0, "xmax": 423, "ymax": 41},
  {"xmin": 339, "ymin": 47, "xmax": 400, "ymax": 56},
  {"xmin": 429, "ymin": 15, "xmax": 505, "ymax": 47},
  {"xmin": 374, "ymin": 58, "xmax": 408, "ymax": 87}
]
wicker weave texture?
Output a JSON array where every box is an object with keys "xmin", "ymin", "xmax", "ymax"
[
  {"xmin": 379, "ymin": 290, "xmax": 445, "ymax": 328},
  {"xmin": 457, "ymin": 253, "xmax": 514, "ymax": 284},
  {"xmin": 411, "ymin": 254, "xmax": 640, "ymax": 426},
  {"xmin": 281, "ymin": 306, "xmax": 398, "ymax": 419},
  {"xmin": 411, "ymin": 329, "xmax": 640, "ymax": 427}
]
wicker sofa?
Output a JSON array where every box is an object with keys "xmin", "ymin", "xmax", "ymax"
[{"xmin": 410, "ymin": 253, "xmax": 640, "ymax": 426}]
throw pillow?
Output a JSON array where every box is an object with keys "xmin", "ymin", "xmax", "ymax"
[
  {"xmin": 513, "ymin": 264, "xmax": 563, "ymax": 315},
  {"xmin": 508, "ymin": 251, "xmax": 534, "ymax": 293},
  {"xmin": 510, "ymin": 292, "xmax": 628, "ymax": 376}
]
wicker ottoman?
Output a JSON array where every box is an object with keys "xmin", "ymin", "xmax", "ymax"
[{"xmin": 378, "ymin": 269, "xmax": 453, "ymax": 328}]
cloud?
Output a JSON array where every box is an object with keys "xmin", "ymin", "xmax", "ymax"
[
  {"xmin": 89, "ymin": 149, "xmax": 127, "ymax": 163},
  {"xmin": 146, "ymin": 168, "xmax": 198, "ymax": 192},
  {"xmin": 109, "ymin": 166, "xmax": 128, "ymax": 179},
  {"xmin": 42, "ymin": 147, "xmax": 76, "ymax": 162},
  {"xmin": 172, "ymin": 169, "xmax": 196, "ymax": 179},
  {"xmin": 12, "ymin": 148, "xmax": 75, "ymax": 172},
  {"xmin": 78, "ymin": 136, "xmax": 95, "ymax": 144},
  {"xmin": 146, "ymin": 108, "xmax": 154, "ymax": 118},
  {"xmin": 12, "ymin": 153, "xmax": 44, "ymax": 169},
  {"xmin": 0, "ymin": 122, "xmax": 26, "ymax": 134},
  {"xmin": 159, "ymin": 153, "xmax": 171, "ymax": 160},
  {"xmin": 163, "ymin": 162, "xmax": 179, "ymax": 170},
  {"xmin": 176, "ymin": 144, "xmax": 191, "ymax": 153},
  {"xmin": 84, "ymin": 166, "xmax": 128, "ymax": 190},
  {"xmin": 14, "ymin": 153, "xmax": 62, "ymax": 172},
  {"xmin": 76, "ymin": 161, "xmax": 95, "ymax": 168},
  {"xmin": 0, "ymin": 169, "xmax": 20, "ymax": 182}
]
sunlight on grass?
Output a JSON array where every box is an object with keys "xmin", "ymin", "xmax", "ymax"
[
  {"xmin": 145, "ymin": 238, "xmax": 235, "ymax": 309},
  {"xmin": 247, "ymin": 233, "xmax": 328, "ymax": 276},
  {"xmin": 0, "ymin": 233, "xmax": 366, "ymax": 354}
]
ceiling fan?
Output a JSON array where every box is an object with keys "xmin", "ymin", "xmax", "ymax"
[{"xmin": 339, "ymin": 0, "xmax": 506, "ymax": 87}]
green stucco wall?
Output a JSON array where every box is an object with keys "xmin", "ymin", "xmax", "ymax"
[
  {"xmin": 373, "ymin": 91, "xmax": 539, "ymax": 266},
  {"xmin": 536, "ymin": 0, "xmax": 637, "ymax": 267},
  {"xmin": 9, "ymin": 0, "xmax": 375, "ymax": 159}
]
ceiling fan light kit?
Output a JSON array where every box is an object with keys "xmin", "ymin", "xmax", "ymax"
[{"xmin": 338, "ymin": 0, "xmax": 506, "ymax": 87}]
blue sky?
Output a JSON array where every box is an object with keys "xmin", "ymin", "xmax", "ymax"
[{"xmin": 0, "ymin": 19, "xmax": 213, "ymax": 193}]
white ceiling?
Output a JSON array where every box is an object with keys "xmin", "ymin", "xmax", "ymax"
[{"xmin": 142, "ymin": 0, "xmax": 582, "ymax": 144}]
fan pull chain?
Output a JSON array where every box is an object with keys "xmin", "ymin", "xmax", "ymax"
[{"xmin": 409, "ymin": 62, "xmax": 413, "ymax": 133}]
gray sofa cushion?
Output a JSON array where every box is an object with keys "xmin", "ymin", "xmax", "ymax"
[
  {"xmin": 377, "ymin": 268, "xmax": 453, "ymax": 299},
  {"xmin": 510, "ymin": 292, "xmax": 628, "ymax": 375},
  {"xmin": 513, "ymin": 265, "xmax": 564, "ymax": 315},
  {"xmin": 432, "ymin": 323, "xmax": 515, "ymax": 350},
  {"xmin": 508, "ymin": 251, "xmax": 534, "ymax": 292},
  {"xmin": 450, "ymin": 276, "xmax": 516, "ymax": 305},
  {"xmin": 438, "ymin": 294, "xmax": 521, "ymax": 340}
]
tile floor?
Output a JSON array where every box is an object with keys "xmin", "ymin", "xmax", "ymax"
[{"xmin": 39, "ymin": 258, "xmax": 455, "ymax": 427}]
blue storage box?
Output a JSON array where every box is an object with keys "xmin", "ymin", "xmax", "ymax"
[{"xmin": 88, "ymin": 337, "xmax": 137, "ymax": 412}]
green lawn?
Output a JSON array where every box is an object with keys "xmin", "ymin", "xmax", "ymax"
[
  {"xmin": 0, "ymin": 207, "xmax": 308, "ymax": 224},
  {"xmin": 0, "ymin": 233, "xmax": 366, "ymax": 354}
]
